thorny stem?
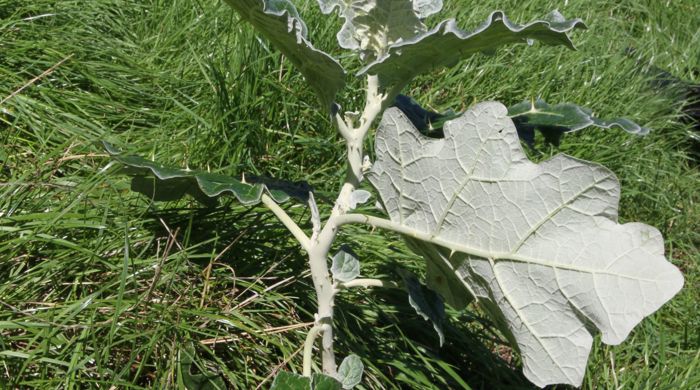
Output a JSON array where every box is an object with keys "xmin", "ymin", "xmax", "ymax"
[
  {"xmin": 300, "ymin": 75, "xmax": 385, "ymax": 376},
  {"xmin": 261, "ymin": 76, "xmax": 388, "ymax": 377}
]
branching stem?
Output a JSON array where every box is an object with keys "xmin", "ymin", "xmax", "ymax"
[{"xmin": 300, "ymin": 74, "xmax": 388, "ymax": 376}]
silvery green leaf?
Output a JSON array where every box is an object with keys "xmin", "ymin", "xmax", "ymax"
[
  {"xmin": 359, "ymin": 10, "xmax": 586, "ymax": 93},
  {"xmin": 270, "ymin": 371, "xmax": 341, "ymax": 390},
  {"xmin": 317, "ymin": 0, "xmax": 429, "ymax": 59},
  {"xmin": 412, "ymin": 0, "xmax": 442, "ymax": 18},
  {"xmin": 368, "ymin": 102, "xmax": 684, "ymax": 387},
  {"xmin": 398, "ymin": 269, "xmax": 446, "ymax": 346},
  {"xmin": 592, "ymin": 117, "xmax": 649, "ymax": 133},
  {"xmin": 408, "ymin": 238, "xmax": 474, "ymax": 310},
  {"xmin": 374, "ymin": 200, "xmax": 385, "ymax": 212},
  {"xmin": 336, "ymin": 354, "xmax": 364, "ymax": 389},
  {"xmin": 270, "ymin": 371, "xmax": 310, "ymax": 389},
  {"xmin": 508, "ymin": 98, "xmax": 649, "ymax": 148},
  {"xmin": 223, "ymin": 0, "xmax": 345, "ymax": 112},
  {"xmin": 312, "ymin": 373, "xmax": 342, "ymax": 390},
  {"xmin": 331, "ymin": 246, "xmax": 360, "ymax": 282},
  {"xmin": 348, "ymin": 189, "xmax": 372, "ymax": 210},
  {"xmin": 104, "ymin": 142, "xmax": 310, "ymax": 205},
  {"xmin": 392, "ymin": 95, "xmax": 649, "ymax": 148}
]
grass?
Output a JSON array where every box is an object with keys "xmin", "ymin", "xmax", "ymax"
[{"xmin": 1, "ymin": 0, "xmax": 698, "ymax": 388}]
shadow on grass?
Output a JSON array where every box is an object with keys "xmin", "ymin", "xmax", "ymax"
[{"xmin": 139, "ymin": 203, "xmax": 550, "ymax": 389}]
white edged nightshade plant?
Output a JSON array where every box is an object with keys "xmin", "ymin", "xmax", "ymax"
[{"xmin": 104, "ymin": 0, "xmax": 684, "ymax": 388}]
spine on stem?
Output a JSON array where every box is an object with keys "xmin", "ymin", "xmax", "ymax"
[{"xmin": 303, "ymin": 75, "xmax": 385, "ymax": 376}]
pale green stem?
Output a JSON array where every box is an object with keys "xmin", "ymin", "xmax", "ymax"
[
  {"xmin": 261, "ymin": 194, "xmax": 310, "ymax": 252},
  {"xmin": 303, "ymin": 74, "xmax": 386, "ymax": 376},
  {"xmin": 302, "ymin": 324, "xmax": 326, "ymax": 377},
  {"xmin": 334, "ymin": 213, "xmax": 506, "ymax": 262},
  {"xmin": 333, "ymin": 213, "xmax": 414, "ymax": 237},
  {"xmin": 335, "ymin": 278, "xmax": 401, "ymax": 292}
]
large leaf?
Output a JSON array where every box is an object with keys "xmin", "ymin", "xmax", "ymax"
[
  {"xmin": 359, "ymin": 10, "xmax": 585, "ymax": 93},
  {"xmin": 367, "ymin": 103, "xmax": 684, "ymax": 387},
  {"xmin": 317, "ymin": 0, "xmax": 440, "ymax": 59},
  {"xmin": 509, "ymin": 98, "xmax": 650, "ymax": 148},
  {"xmin": 104, "ymin": 142, "xmax": 311, "ymax": 205},
  {"xmin": 313, "ymin": 373, "xmax": 343, "ymax": 390},
  {"xmin": 223, "ymin": 0, "xmax": 345, "ymax": 112}
]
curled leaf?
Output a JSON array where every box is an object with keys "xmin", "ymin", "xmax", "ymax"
[
  {"xmin": 360, "ymin": 10, "xmax": 585, "ymax": 95},
  {"xmin": 508, "ymin": 98, "xmax": 649, "ymax": 148},
  {"xmin": 104, "ymin": 142, "xmax": 311, "ymax": 205},
  {"xmin": 392, "ymin": 95, "xmax": 649, "ymax": 149},
  {"xmin": 224, "ymin": 0, "xmax": 345, "ymax": 112},
  {"xmin": 318, "ymin": 0, "xmax": 439, "ymax": 59}
]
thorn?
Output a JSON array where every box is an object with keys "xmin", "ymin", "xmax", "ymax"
[{"xmin": 98, "ymin": 161, "xmax": 116, "ymax": 175}]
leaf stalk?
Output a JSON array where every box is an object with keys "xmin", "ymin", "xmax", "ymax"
[
  {"xmin": 335, "ymin": 278, "xmax": 401, "ymax": 292},
  {"xmin": 261, "ymin": 194, "xmax": 310, "ymax": 251}
]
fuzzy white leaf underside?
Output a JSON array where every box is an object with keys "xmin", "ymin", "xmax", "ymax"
[
  {"xmin": 318, "ymin": 0, "xmax": 435, "ymax": 58},
  {"xmin": 368, "ymin": 102, "xmax": 684, "ymax": 387}
]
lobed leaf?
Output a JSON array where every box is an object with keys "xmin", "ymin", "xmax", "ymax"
[
  {"xmin": 223, "ymin": 0, "xmax": 345, "ymax": 112},
  {"xmin": 359, "ymin": 10, "xmax": 586, "ymax": 94},
  {"xmin": 368, "ymin": 102, "xmax": 684, "ymax": 387},
  {"xmin": 509, "ymin": 98, "xmax": 650, "ymax": 148},
  {"xmin": 317, "ymin": 0, "xmax": 438, "ymax": 60},
  {"xmin": 104, "ymin": 142, "xmax": 311, "ymax": 205}
]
